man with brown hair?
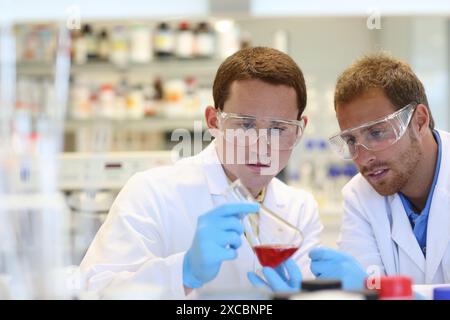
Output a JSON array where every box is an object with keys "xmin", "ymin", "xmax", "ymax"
[
  {"xmin": 80, "ymin": 47, "xmax": 323, "ymax": 298},
  {"xmin": 308, "ymin": 52, "xmax": 450, "ymax": 289}
]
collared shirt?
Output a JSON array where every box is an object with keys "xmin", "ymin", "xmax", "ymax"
[
  {"xmin": 225, "ymin": 176, "xmax": 266, "ymax": 238},
  {"xmin": 255, "ymin": 187, "xmax": 267, "ymax": 203},
  {"xmin": 398, "ymin": 130, "xmax": 442, "ymax": 257},
  {"xmin": 225, "ymin": 176, "xmax": 267, "ymax": 203}
]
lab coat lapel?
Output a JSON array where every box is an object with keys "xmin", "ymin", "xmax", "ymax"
[
  {"xmin": 199, "ymin": 142, "xmax": 230, "ymax": 196},
  {"xmin": 175, "ymin": 142, "xmax": 227, "ymax": 223},
  {"xmin": 425, "ymin": 130, "xmax": 450, "ymax": 282},
  {"xmin": 196, "ymin": 142, "xmax": 260, "ymax": 283},
  {"xmin": 390, "ymin": 195, "xmax": 426, "ymax": 272}
]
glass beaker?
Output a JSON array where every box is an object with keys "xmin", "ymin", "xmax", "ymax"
[{"xmin": 223, "ymin": 179, "xmax": 303, "ymax": 268}]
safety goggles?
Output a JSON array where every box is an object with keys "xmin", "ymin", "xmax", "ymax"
[
  {"xmin": 217, "ymin": 111, "xmax": 306, "ymax": 151},
  {"xmin": 329, "ymin": 102, "xmax": 417, "ymax": 160}
]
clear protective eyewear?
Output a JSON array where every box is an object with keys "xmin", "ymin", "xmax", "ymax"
[
  {"xmin": 217, "ymin": 111, "xmax": 306, "ymax": 151},
  {"xmin": 329, "ymin": 102, "xmax": 417, "ymax": 160}
]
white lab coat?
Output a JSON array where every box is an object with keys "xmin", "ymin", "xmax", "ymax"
[
  {"xmin": 338, "ymin": 129, "xmax": 450, "ymax": 285},
  {"xmin": 80, "ymin": 142, "xmax": 323, "ymax": 299}
]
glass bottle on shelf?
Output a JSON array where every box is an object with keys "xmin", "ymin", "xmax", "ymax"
[
  {"xmin": 153, "ymin": 22, "xmax": 174, "ymax": 58},
  {"xmin": 82, "ymin": 24, "xmax": 98, "ymax": 61},
  {"xmin": 71, "ymin": 79, "xmax": 91, "ymax": 119},
  {"xmin": 97, "ymin": 29, "xmax": 110, "ymax": 62},
  {"xmin": 142, "ymin": 84, "xmax": 157, "ymax": 117},
  {"xmin": 175, "ymin": 21, "xmax": 194, "ymax": 59},
  {"xmin": 153, "ymin": 77, "xmax": 164, "ymax": 100},
  {"xmin": 99, "ymin": 83, "xmax": 116, "ymax": 119},
  {"xmin": 194, "ymin": 22, "xmax": 215, "ymax": 59}
]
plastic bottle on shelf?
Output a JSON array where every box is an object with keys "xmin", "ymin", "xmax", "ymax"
[
  {"xmin": 89, "ymin": 91, "xmax": 100, "ymax": 118},
  {"xmin": 73, "ymin": 29, "xmax": 87, "ymax": 65},
  {"xmin": 71, "ymin": 79, "xmax": 91, "ymax": 119},
  {"xmin": 110, "ymin": 26, "xmax": 129, "ymax": 67},
  {"xmin": 153, "ymin": 22, "xmax": 174, "ymax": 58},
  {"xmin": 175, "ymin": 21, "xmax": 194, "ymax": 59},
  {"xmin": 126, "ymin": 85, "xmax": 145, "ymax": 119},
  {"xmin": 97, "ymin": 29, "xmax": 110, "ymax": 61},
  {"xmin": 142, "ymin": 84, "xmax": 157, "ymax": 117},
  {"xmin": 163, "ymin": 79, "xmax": 186, "ymax": 118},
  {"xmin": 183, "ymin": 76, "xmax": 200, "ymax": 116},
  {"xmin": 194, "ymin": 22, "xmax": 215, "ymax": 58},
  {"xmin": 130, "ymin": 24, "xmax": 152, "ymax": 64},
  {"xmin": 99, "ymin": 84, "xmax": 116, "ymax": 119},
  {"xmin": 115, "ymin": 78, "xmax": 129, "ymax": 119}
]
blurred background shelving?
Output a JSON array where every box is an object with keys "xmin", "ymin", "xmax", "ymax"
[
  {"xmin": 5, "ymin": 0, "xmax": 450, "ymax": 248},
  {"xmin": 17, "ymin": 59, "xmax": 222, "ymax": 77}
]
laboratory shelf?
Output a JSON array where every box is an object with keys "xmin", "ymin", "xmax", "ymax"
[
  {"xmin": 64, "ymin": 116, "xmax": 206, "ymax": 133},
  {"xmin": 17, "ymin": 59, "xmax": 221, "ymax": 76}
]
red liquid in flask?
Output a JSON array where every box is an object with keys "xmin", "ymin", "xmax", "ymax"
[{"xmin": 253, "ymin": 244, "xmax": 299, "ymax": 268}]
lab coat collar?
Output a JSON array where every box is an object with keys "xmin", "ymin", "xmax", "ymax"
[
  {"xmin": 389, "ymin": 130, "xmax": 450, "ymax": 280},
  {"xmin": 196, "ymin": 141, "xmax": 284, "ymax": 206},
  {"xmin": 196, "ymin": 141, "xmax": 229, "ymax": 196},
  {"xmin": 434, "ymin": 130, "xmax": 450, "ymax": 194},
  {"xmin": 425, "ymin": 129, "xmax": 450, "ymax": 282}
]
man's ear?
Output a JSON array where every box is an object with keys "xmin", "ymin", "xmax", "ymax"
[
  {"xmin": 205, "ymin": 106, "xmax": 220, "ymax": 138},
  {"xmin": 301, "ymin": 115, "xmax": 308, "ymax": 129},
  {"xmin": 205, "ymin": 106, "xmax": 218, "ymax": 128},
  {"xmin": 413, "ymin": 104, "xmax": 430, "ymax": 136}
]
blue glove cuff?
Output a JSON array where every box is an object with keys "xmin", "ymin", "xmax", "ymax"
[{"xmin": 182, "ymin": 253, "xmax": 204, "ymax": 289}]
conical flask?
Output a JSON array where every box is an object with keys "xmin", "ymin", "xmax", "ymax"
[{"xmin": 223, "ymin": 179, "xmax": 303, "ymax": 268}]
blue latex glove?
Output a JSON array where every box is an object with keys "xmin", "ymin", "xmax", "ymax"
[
  {"xmin": 247, "ymin": 258, "xmax": 302, "ymax": 293},
  {"xmin": 309, "ymin": 247, "xmax": 367, "ymax": 291},
  {"xmin": 183, "ymin": 202, "xmax": 260, "ymax": 289}
]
